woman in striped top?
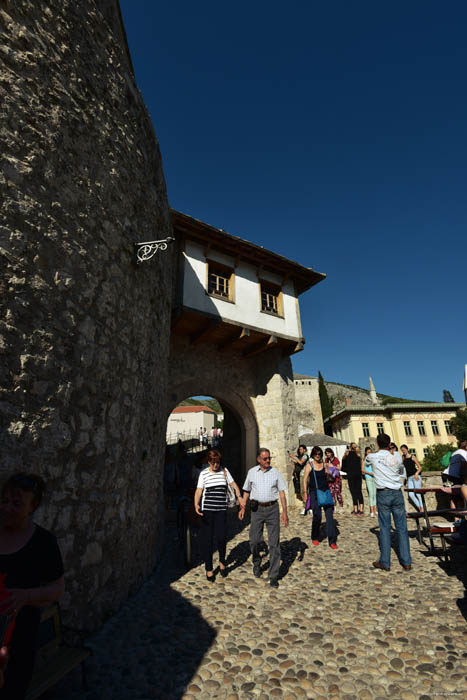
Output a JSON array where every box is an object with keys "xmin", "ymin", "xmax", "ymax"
[{"xmin": 194, "ymin": 449, "xmax": 244, "ymax": 582}]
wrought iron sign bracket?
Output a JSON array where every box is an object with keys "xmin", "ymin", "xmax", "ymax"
[{"xmin": 133, "ymin": 237, "xmax": 175, "ymax": 264}]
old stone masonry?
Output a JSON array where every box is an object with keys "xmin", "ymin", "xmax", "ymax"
[{"xmin": 56, "ymin": 511, "xmax": 466, "ymax": 699}]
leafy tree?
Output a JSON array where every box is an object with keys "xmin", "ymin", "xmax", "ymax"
[
  {"xmin": 422, "ymin": 443, "xmax": 455, "ymax": 472},
  {"xmin": 318, "ymin": 371, "xmax": 334, "ymax": 421},
  {"xmin": 451, "ymin": 408, "xmax": 467, "ymax": 442}
]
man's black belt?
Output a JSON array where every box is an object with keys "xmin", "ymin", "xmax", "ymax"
[{"xmin": 257, "ymin": 500, "xmax": 277, "ymax": 507}]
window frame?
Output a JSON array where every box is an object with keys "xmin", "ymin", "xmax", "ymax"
[
  {"xmin": 206, "ymin": 259, "xmax": 235, "ymax": 303},
  {"xmin": 445, "ymin": 420, "xmax": 453, "ymax": 435},
  {"xmin": 403, "ymin": 421, "xmax": 412, "ymax": 437},
  {"xmin": 259, "ymin": 279, "xmax": 284, "ymax": 318},
  {"xmin": 417, "ymin": 420, "xmax": 426, "ymax": 436},
  {"xmin": 362, "ymin": 422, "xmax": 370, "ymax": 438},
  {"xmin": 376, "ymin": 422, "xmax": 384, "ymax": 435},
  {"xmin": 431, "ymin": 420, "xmax": 439, "ymax": 436}
]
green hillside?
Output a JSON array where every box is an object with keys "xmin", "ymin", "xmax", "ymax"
[{"xmin": 178, "ymin": 397, "xmax": 223, "ymax": 414}]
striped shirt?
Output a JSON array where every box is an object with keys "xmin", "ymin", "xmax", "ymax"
[
  {"xmin": 197, "ymin": 467, "xmax": 234, "ymax": 511},
  {"xmin": 242, "ymin": 466, "xmax": 287, "ymax": 503}
]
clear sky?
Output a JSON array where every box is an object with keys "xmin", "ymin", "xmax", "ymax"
[{"xmin": 120, "ymin": 0, "xmax": 466, "ymax": 402}]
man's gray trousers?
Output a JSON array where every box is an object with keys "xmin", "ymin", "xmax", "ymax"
[{"xmin": 249, "ymin": 502, "xmax": 281, "ymax": 581}]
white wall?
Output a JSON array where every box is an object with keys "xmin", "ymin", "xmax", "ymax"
[
  {"xmin": 166, "ymin": 410, "xmax": 215, "ymax": 440},
  {"xmin": 182, "ymin": 240, "xmax": 301, "ymax": 339}
]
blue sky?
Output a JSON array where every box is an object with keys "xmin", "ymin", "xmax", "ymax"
[{"xmin": 120, "ymin": 0, "xmax": 466, "ymax": 402}]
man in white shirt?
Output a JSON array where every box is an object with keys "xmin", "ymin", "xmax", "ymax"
[
  {"xmin": 366, "ymin": 433, "xmax": 412, "ymax": 572},
  {"xmin": 239, "ymin": 448, "xmax": 288, "ymax": 588}
]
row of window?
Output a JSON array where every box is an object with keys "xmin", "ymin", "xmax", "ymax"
[
  {"xmin": 207, "ymin": 262, "xmax": 282, "ymax": 316},
  {"xmin": 409, "ymin": 448, "xmax": 431, "ymax": 458},
  {"xmin": 402, "ymin": 420, "xmax": 453, "ymax": 437},
  {"xmin": 361, "ymin": 420, "xmax": 453, "ymax": 438}
]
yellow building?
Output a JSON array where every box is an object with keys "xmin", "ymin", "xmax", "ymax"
[{"xmin": 327, "ymin": 402, "xmax": 464, "ymax": 460}]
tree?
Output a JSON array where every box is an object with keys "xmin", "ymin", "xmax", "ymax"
[
  {"xmin": 318, "ymin": 371, "xmax": 334, "ymax": 422},
  {"xmin": 422, "ymin": 443, "xmax": 455, "ymax": 472},
  {"xmin": 451, "ymin": 408, "xmax": 467, "ymax": 442}
]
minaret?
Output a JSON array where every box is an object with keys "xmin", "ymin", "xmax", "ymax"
[{"xmin": 369, "ymin": 376, "xmax": 378, "ymax": 405}]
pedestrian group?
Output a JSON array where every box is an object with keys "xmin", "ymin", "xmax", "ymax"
[{"xmin": 193, "ymin": 431, "xmax": 467, "ymax": 584}]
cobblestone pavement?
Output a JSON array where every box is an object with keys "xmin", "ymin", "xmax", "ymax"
[{"xmin": 56, "ymin": 509, "xmax": 466, "ymax": 700}]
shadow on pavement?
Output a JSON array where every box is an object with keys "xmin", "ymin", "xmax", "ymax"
[{"xmin": 278, "ymin": 537, "xmax": 308, "ymax": 579}]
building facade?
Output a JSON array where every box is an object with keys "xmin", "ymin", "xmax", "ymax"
[
  {"xmin": 166, "ymin": 405, "xmax": 216, "ymax": 441},
  {"xmin": 168, "ymin": 210, "xmax": 325, "ymax": 485},
  {"xmin": 328, "ymin": 403, "xmax": 464, "ymax": 459}
]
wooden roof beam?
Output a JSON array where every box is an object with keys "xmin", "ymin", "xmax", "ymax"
[
  {"xmin": 217, "ymin": 327, "xmax": 250, "ymax": 351},
  {"xmin": 190, "ymin": 319, "xmax": 220, "ymax": 345},
  {"xmin": 243, "ymin": 335, "xmax": 278, "ymax": 358}
]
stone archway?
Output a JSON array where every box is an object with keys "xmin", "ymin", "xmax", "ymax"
[
  {"xmin": 167, "ymin": 379, "xmax": 258, "ymax": 483},
  {"xmin": 168, "ymin": 335, "xmax": 298, "ymax": 488}
]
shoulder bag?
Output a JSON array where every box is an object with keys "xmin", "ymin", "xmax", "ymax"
[
  {"xmin": 312, "ymin": 466, "xmax": 334, "ymax": 507},
  {"xmin": 224, "ymin": 468, "xmax": 237, "ymax": 508}
]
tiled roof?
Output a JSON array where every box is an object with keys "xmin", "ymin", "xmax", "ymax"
[
  {"xmin": 172, "ymin": 406, "xmax": 215, "ymax": 414},
  {"xmin": 299, "ymin": 432, "xmax": 348, "ymax": 446},
  {"xmin": 328, "ymin": 403, "xmax": 465, "ymax": 420}
]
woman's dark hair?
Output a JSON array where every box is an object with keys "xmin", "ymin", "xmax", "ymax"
[
  {"xmin": 207, "ymin": 449, "xmax": 221, "ymax": 460},
  {"xmin": 324, "ymin": 448, "xmax": 334, "ymax": 458},
  {"xmin": 2, "ymin": 473, "xmax": 45, "ymax": 508},
  {"xmin": 389, "ymin": 443, "xmax": 398, "ymax": 451},
  {"xmin": 298, "ymin": 444, "xmax": 307, "ymax": 453},
  {"xmin": 311, "ymin": 446, "xmax": 323, "ymax": 459},
  {"xmin": 365, "ymin": 447, "xmax": 372, "ymax": 455},
  {"xmin": 400, "ymin": 444, "xmax": 408, "ymax": 451}
]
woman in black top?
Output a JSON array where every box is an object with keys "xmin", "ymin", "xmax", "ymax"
[
  {"xmin": 0, "ymin": 473, "xmax": 64, "ymax": 699},
  {"xmin": 400, "ymin": 444, "xmax": 423, "ymax": 512},
  {"xmin": 302, "ymin": 447, "xmax": 338, "ymax": 549},
  {"xmin": 342, "ymin": 443, "xmax": 364, "ymax": 515}
]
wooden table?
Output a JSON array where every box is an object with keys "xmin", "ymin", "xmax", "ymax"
[{"xmin": 405, "ymin": 486, "xmax": 463, "ymax": 555}]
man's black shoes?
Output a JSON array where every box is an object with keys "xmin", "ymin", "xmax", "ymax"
[
  {"xmin": 269, "ymin": 579, "xmax": 279, "ymax": 588},
  {"xmin": 253, "ymin": 565, "xmax": 262, "ymax": 578}
]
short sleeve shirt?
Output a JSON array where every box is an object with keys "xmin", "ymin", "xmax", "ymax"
[
  {"xmin": 0, "ymin": 524, "xmax": 65, "ymax": 648},
  {"xmin": 197, "ymin": 467, "xmax": 234, "ymax": 511},
  {"xmin": 366, "ymin": 450, "xmax": 404, "ymax": 490},
  {"xmin": 243, "ymin": 466, "xmax": 287, "ymax": 502}
]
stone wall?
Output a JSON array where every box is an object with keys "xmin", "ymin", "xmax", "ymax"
[
  {"xmin": 293, "ymin": 376, "xmax": 324, "ymax": 434},
  {"xmin": 0, "ymin": 0, "xmax": 173, "ymax": 629}
]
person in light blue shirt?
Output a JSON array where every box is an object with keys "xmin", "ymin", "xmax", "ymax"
[
  {"xmin": 239, "ymin": 448, "xmax": 288, "ymax": 588},
  {"xmin": 366, "ymin": 433, "xmax": 411, "ymax": 572}
]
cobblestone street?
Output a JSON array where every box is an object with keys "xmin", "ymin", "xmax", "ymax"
[{"xmin": 57, "ymin": 509, "xmax": 466, "ymax": 700}]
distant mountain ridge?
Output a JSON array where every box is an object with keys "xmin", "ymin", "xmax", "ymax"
[
  {"xmin": 294, "ymin": 374, "xmax": 431, "ymax": 415},
  {"xmin": 324, "ymin": 379, "xmax": 430, "ymax": 412}
]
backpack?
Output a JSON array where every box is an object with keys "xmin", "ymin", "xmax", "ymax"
[{"xmin": 440, "ymin": 451, "xmax": 452, "ymax": 468}]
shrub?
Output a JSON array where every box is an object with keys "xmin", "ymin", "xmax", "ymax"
[{"xmin": 422, "ymin": 443, "xmax": 455, "ymax": 471}]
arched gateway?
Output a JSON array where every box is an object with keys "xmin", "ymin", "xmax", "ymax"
[{"xmin": 168, "ymin": 211, "xmax": 325, "ymax": 486}]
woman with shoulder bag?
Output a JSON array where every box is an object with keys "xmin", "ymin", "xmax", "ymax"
[
  {"xmin": 194, "ymin": 450, "xmax": 244, "ymax": 582},
  {"xmin": 303, "ymin": 447, "xmax": 338, "ymax": 550}
]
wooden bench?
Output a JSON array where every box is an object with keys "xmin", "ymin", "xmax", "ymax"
[
  {"xmin": 25, "ymin": 604, "xmax": 91, "ymax": 700},
  {"xmin": 428, "ymin": 523, "xmax": 460, "ymax": 564},
  {"xmin": 407, "ymin": 509, "xmax": 467, "ymax": 546}
]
